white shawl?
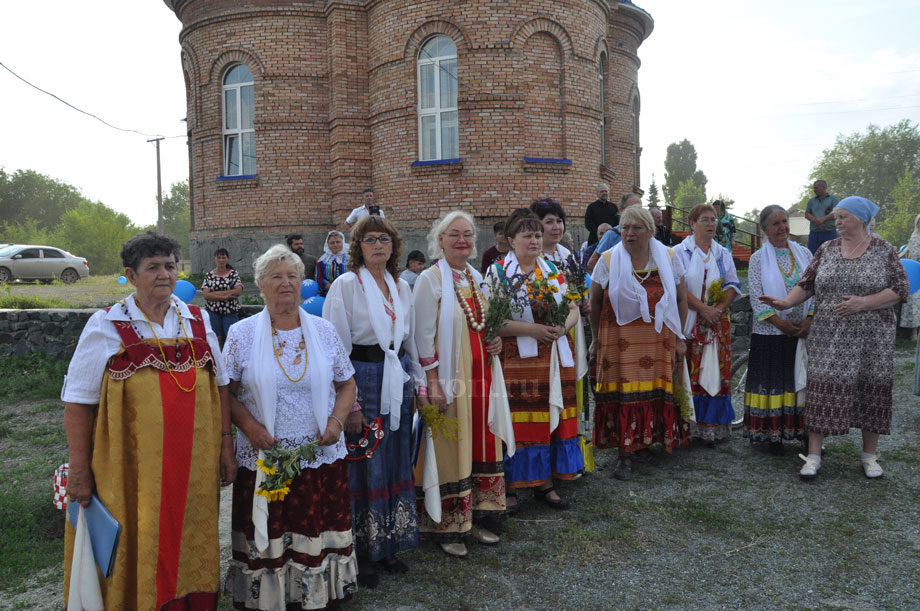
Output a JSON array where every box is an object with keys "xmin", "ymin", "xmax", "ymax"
[
  {"xmin": 248, "ymin": 306, "xmax": 331, "ymax": 552},
  {"xmin": 606, "ymin": 239, "xmax": 684, "ymax": 339},
  {"xmin": 678, "ymin": 235, "xmax": 725, "ymax": 336},
  {"xmin": 358, "ymin": 266, "xmax": 409, "ymax": 431},
  {"xmin": 760, "ymin": 240, "xmax": 813, "ymax": 320}
]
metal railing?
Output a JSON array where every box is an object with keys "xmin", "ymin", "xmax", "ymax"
[{"xmin": 663, "ymin": 204, "xmax": 761, "ymax": 252}]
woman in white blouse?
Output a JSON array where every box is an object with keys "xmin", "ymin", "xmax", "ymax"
[
  {"xmin": 323, "ymin": 215, "xmax": 420, "ymax": 587},
  {"xmin": 743, "ymin": 206, "xmax": 813, "ymax": 455},
  {"xmin": 413, "ymin": 211, "xmax": 504, "ymax": 557},
  {"xmin": 62, "ymin": 231, "xmax": 233, "ymax": 609},
  {"xmin": 223, "ymin": 244, "xmax": 358, "ymax": 610}
]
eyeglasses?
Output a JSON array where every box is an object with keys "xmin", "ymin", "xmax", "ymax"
[
  {"xmin": 444, "ymin": 232, "xmax": 475, "ymax": 240},
  {"xmin": 361, "ymin": 235, "xmax": 392, "ymax": 245},
  {"xmin": 695, "ymin": 217, "xmax": 717, "ymax": 224}
]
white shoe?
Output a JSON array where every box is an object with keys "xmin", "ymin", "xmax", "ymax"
[
  {"xmin": 798, "ymin": 454, "xmax": 820, "ymax": 479},
  {"xmin": 861, "ymin": 454, "xmax": 884, "ymax": 479}
]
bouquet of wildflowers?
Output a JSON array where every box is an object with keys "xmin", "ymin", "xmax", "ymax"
[
  {"xmin": 560, "ymin": 254, "xmax": 589, "ymax": 304},
  {"xmin": 481, "ymin": 272, "xmax": 527, "ymax": 343},
  {"xmin": 527, "ymin": 267, "xmax": 570, "ymax": 328},
  {"xmin": 417, "ymin": 403, "xmax": 461, "ymax": 441},
  {"xmin": 255, "ymin": 441, "xmax": 319, "ymax": 502},
  {"xmin": 706, "ymin": 281, "xmax": 727, "ymax": 307}
]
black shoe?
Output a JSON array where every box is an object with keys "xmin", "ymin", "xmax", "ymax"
[
  {"xmin": 377, "ymin": 555, "xmax": 409, "ymax": 574},
  {"xmin": 769, "ymin": 441, "xmax": 784, "ymax": 456},
  {"xmin": 613, "ymin": 458, "xmax": 633, "ymax": 481},
  {"xmin": 533, "ymin": 486, "xmax": 570, "ymax": 510},
  {"xmin": 357, "ymin": 557, "xmax": 379, "ymax": 588}
]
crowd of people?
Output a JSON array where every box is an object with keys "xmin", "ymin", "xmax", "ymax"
[{"xmin": 62, "ymin": 189, "xmax": 911, "ymax": 609}]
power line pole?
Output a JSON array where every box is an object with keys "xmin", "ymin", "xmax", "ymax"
[{"xmin": 148, "ymin": 137, "xmax": 164, "ymax": 232}]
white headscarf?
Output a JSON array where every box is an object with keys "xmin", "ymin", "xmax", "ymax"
[
  {"xmin": 907, "ymin": 213, "xmax": 920, "ymax": 259},
  {"xmin": 318, "ymin": 231, "xmax": 348, "ymax": 265},
  {"xmin": 677, "ymin": 234, "xmax": 726, "ymax": 336},
  {"xmin": 246, "ymin": 305, "xmax": 331, "ymax": 552},
  {"xmin": 760, "ymin": 239, "xmax": 813, "ymax": 320},
  {"xmin": 606, "ymin": 238, "xmax": 684, "ymax": 339},
  {"xmin": 358, "ymin": 266, "xmax": 409, "ymax": 431}
]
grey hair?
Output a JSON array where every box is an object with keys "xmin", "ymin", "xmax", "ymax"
[
  {"xmin": 427, "ymin": 210, "xmax": 478, "ymax": 260},
  {"xmin": 254, "ymin": 243, "xmax": 305, "ymax": 286},
  {"xmin": 596, "ymin": 183, "xmax": 609, "ymax": 193},
  {"xmin": 620, "ymin": 206, "xmax": 655, "ymax": 234},
  {"xmin": 759, "ymin": 205, "xmax": 787, "ymax": 230}
]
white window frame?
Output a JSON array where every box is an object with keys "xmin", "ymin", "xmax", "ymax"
[
  {"xmin": 222, "ymin": 64, "xmax": 256, "ymax": 176},
  {"xmin": 417, "ymin": 36, "xmax": 459, "ymax": 161}
]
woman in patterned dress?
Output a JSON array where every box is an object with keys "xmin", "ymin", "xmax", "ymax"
[
  {"xmin": 412, "ymin": 211, "xmax": 505, "ymax": 557},
  {"xmin": 323, "ymin": 215, "xmax": 420, "ymax": 587},
  {"xmin": 316, "ymin": 231, "xmax": 348, "ymax": 297},
  {"xmin": 762, "ymin": 197, "xmax": 909, "ymax": 479},
  {"xmin": 743, "ymin": 206, "xmax": 813, "ymax": 454},
  {"xmin": 202, "ymin": 247, "xmax": 243, "ymax": 347},
  {"xmin": 589, "ymin": 206, "xmax": 689, "ymax": 480},
  {"xmin": 484, "ymin": 208, "xmax": 584, "ymax": 512},
  {"xmin": 63, "ymin": 231, "xmax": 235, "ymax": 609},
  {"xmin": 674, "ymin": 204, "xmax": 742, "ymax": 445},
  {"xmin": 224, "ymin": 244, "xmax": 358, "ymax": 610}
]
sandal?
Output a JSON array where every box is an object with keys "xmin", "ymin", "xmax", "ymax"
[
  {"xmin": 533, "ymin": 486, "xmax": 570, "ymax": 510},
  {"xmin": 377, "ymin": 555, "xmax": 409, "ymax": 574}
]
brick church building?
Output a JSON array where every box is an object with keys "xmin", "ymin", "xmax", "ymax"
[{"xmin": 163, "ymin": 0, "xmax": 653, "ymax": 272}]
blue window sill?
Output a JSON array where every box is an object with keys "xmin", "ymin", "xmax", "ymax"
[
  {"xmin": 523, "ymin": 158, "xmax": 571, "ymax": 165},
  {"xmin": 217, "ymin": 174, "xmax": 259, "ymax": 181},
  {"xmin": 411, "ymin": 158, "xmax": 461, "ymax": 167}
]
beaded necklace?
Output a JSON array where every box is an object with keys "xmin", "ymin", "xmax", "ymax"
[
  {"xmin": 453, "ymin": 268, "xmax": 486, "ymax": 332},
  {"xmin": 132, "ymin": 299, "xmax": 198, "ymax": 393},
  {"xmin": 775, "ymin": 248, "xmax": 796, "ymax": 279},
  {"xmin": 271, "ymin": 325, "xmax": 308, "ymax": 383}
]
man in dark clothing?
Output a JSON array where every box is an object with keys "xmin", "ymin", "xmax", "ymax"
[
  {"xmin": 651, "ymin": 208, "xmax": 676, "ymax": 246},
  {"xmin": 479, "ymin": 221, "xmax": 510, "ymax": 274},
  {"xmin": 584, "ymin": 183, "xmax": 619, "ymax": 246},
  {"xmin": 286, "ymin": 233, "xmax": 317, "ymax": 280}
]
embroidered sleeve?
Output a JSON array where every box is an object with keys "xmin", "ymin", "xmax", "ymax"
[{"xmin": 412, "ymin": 269, "xmax": 440, "ymax": 370}]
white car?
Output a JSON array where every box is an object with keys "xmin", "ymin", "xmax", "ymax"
[{"xmin": 0, "ymin": 244, "xmax": 90, "ymax": 283}]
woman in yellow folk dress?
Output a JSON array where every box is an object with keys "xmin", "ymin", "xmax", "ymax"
[
  {"xmin": 412, "ymin": 211, "xmax": 505, "ymax": 557},
  {"xmin": 63, "ymin": 231, "xmax": 235, "ymax": 609}
]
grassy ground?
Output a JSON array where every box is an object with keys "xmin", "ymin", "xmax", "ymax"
[
  {"xmin": 0, "ymin": 276, "xmax": 134, "ymax": 309},
  {"xmin": 2, "ymin": 344, "xmax": 919, "ymax": 610}
]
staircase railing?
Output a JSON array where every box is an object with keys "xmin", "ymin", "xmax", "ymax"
[{"xmin": 662, "ymin": 204, "xmax": 761, "ymax": 252}]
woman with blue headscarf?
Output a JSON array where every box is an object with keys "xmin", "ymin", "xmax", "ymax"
[{"xmin": 761, "ymin": 197, "xmax": 909, "ymax": 481}]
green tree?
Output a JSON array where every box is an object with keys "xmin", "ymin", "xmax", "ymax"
[
  {"xmin": 663, "ymin": 140, "xmax": 707, "ymax": 207},
  {"xmin": 57, "ymin": 201, "xmax": 138, "ymax": 274},
  {"xmin": 880, "ymin": 167, "xmax": 920, "ymax": 247},
  {"xmin": 0, "ymin": 168, "xmax": 88, "ymax": 229},
  {"xmin": 0, "ymin": 218, "xmax": 60, "ymax": 246},
  {"xmin": 672, "ymin": 179, "xmax": 706, "ymax": 225},
  {"xmin": 808, "ymin": 119, "xmax": 920, "ymax": 223},
  {"xmin": 647, "ymin": 175, "xmax": 661, "ymax": 208},
  {"xmin": 161, "ymin": 180, "xmax": 190, "ymax": 255}
]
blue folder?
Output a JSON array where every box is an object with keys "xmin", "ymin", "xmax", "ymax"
[{"xmin": 67, "ymin": 494, "xmax": 121, "ymax": 578}]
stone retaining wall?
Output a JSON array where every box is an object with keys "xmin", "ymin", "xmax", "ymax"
[{"xmin": 2, "ymin": 298, "xmax": 755, "ymax": 362}]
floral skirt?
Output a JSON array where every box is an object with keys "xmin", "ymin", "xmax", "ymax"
[
  {"xmin": 687, "ymin": 315, "xmax": 734, "ymax": 441},
  {"xmin": 348, "ymin": 356, "xmax": 419, "ymax": 560},
  {"xmin": 228, "ymin": 462, "xmax": 357, "ymax": 610}
]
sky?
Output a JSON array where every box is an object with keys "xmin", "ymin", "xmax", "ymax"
[{"xmin": 1, "ymin": 1, "xmax": 919, "ymax": 226}]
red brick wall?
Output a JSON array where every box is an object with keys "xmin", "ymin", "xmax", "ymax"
[{"xmin": 164, "ymin": 0, "xmax": 652, "ymax": 272}]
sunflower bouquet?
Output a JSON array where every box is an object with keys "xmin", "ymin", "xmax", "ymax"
[{"xmin": 255, "ymin": 440, "xmax": 319, "ymax": 502}]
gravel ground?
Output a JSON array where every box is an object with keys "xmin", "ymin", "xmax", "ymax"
[{"xmin": 3, "ymin": 343, "xmax": 918, "ymax": 611}]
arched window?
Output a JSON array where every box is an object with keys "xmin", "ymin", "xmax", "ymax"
[
  {"xmin": 599, "ymin": 52, "xmax": 608, "ymax": 167},
  {"xmin": 417, "ymin": 35, "xmax": 458, "ymax": 161},
  {"xmin": 222, "ymin": 64, "xmax": 256, "ymax": 176}
]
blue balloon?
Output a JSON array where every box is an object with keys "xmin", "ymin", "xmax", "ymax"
[
  {"xmin": 584, "ymin": 272, "xmax": 591, "ymax": 289},
  {"xmin": 174, "ymin": 279, "xmax": 197, "ymax": 303},
  {"xmin": 117, "ymin": 275, "xmax": 127, "ymax": 285},
  {"xmin": 301, "ymin": 295, "xmax": 325, "ymax": 317},
  {"xmin": 301, "ymin": 279, "xmax": 319, "ymax": 299},
  {"xmin": 903, "ymin": 258, "xmax": 920, "ymax": 296}
]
